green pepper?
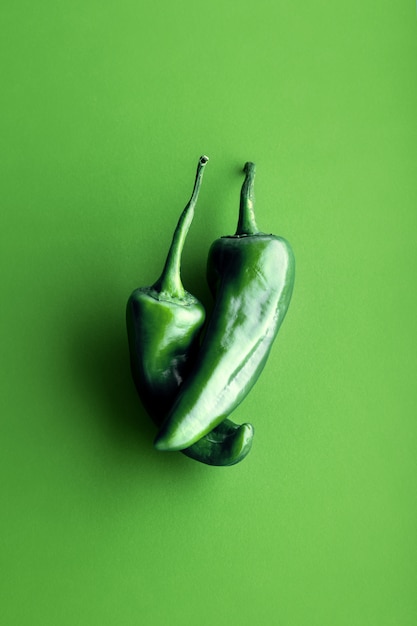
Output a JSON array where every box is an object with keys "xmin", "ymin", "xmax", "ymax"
[
  {"xmin": 154, "ymin": 161, "xmax": 295, "ymax": 452},
  {"xmin": 126, "ymin": 156, "xmax": 254, "ymax": 466}
]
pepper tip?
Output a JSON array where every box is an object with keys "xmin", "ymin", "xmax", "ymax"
[
  {"xmin": 154, "ymin": 426, "xmax": 192, "ymax": 452},
  {"xmin": 154, "ymin": 429, "xmax": 175, "ymax": 452}
]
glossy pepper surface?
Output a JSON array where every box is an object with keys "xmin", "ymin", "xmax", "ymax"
[
  {"xmin": 154, "ymin": 161, "xmax": 295, "ymax": 452},
  {"xmin": 126, "ymin": 156, "xmax": 254, "ymax": 465}
]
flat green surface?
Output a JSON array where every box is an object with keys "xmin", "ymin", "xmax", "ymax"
[{"xmin": 1, "ymin": 2, "xmax": 416, "ymax": 625}]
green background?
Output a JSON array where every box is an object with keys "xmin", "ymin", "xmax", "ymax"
[{"xmin": 1, "ymin": 1, "xmax": 416, "ymax": 624}]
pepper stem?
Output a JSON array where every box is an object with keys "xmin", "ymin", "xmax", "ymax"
[
  {"xmin": 153, "ymin": 155, "xmax": 209, "ymax": 298},
  {"xmin": 235, "ymin": 161, "xmax": 259, "ymax": 236}
]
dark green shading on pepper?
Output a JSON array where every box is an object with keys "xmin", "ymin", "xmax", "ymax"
[
  {"xmin": 154, "ymin": 161, "xmax": 295, "ymax": 452},
  {"xmin": 126, "ymin": 156, "xmax": 254, "ymax": 466}
]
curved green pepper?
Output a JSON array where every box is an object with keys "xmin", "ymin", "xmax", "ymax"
[
  {"xmin": 154, "ymin": 161, "xmax": 295, "ymax": 452},
  {"xmin": 126, "ymin": 156, "xmax": 254, "ymax": 465}
]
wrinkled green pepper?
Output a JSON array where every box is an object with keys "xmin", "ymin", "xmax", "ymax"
[
  {"xmin": 126, "ymin": 156, "xmax": 254, "ymax": 465},
  {"xmin": 154, "ymin": 161, "xmax": 295, "ymax": 452}
]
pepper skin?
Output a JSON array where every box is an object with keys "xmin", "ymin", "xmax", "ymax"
[
  {"xmin": 154, "ymin": 161, "xmax": 295, "ymax": 452},
  {"xmin": 126, "ymin": 156, "xmax": 254, "ymax": 465}
]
